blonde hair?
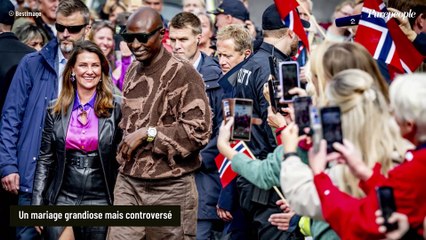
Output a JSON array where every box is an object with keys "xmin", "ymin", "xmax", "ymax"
[
  {"xmin": 183, "ymin": 0, "xmax": 206, "ymax": 10},
  {"xmin": 216, "ymin": 24, "xmax": 253, "ymax": 53},
  {"xmin": 307, "ymin": 41, "xmax": 332, "ymax": 106},
  {"xmin": 323, "ymin": 43, "xmax": 389, "ymax": 102},
  {"xmin": 327, "ymin": 69, "xmax": 408, "ymax": 197},
  {"xmin": 308, "ymin": 42, "xmax": 390, "ymax": 108},
  {"xmin": 390, "ymin": 73, "xmax": 426, "ymax": 143}
]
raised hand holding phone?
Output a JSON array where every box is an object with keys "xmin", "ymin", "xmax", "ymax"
[
  {"xmin": 281, "ymin": 123, "xmax": 300, "ymax": 154},
  {"xmin": 320, "ymin": 106, "xmax": 343, "ymax": 153},
  {"xmin": 376, "ymin": 187, "xmax": 399, "ymax": 233},
  {"xmin": 332, "ymin": 140, "xmax": 372, "ymax": 181},
  {"xmin": 376, "ymin": 210, "xmax": 409, "ymax": 240},
  {"xmin": 308, "ymin": 139, "xmax": 329, "ymax": 175},
  {"xmin": 293, "ymin": 96, "xmax": 312, "ymax": 136},
  {"xmin": 231, "ymin": 99, "xmax": 253, "ymax": 141},
  {"xmin": 279, "ymin": 61, "xmax": 301, "ymax": 102},
  {"xmin": 267, "ymin": 106, "xmax": 287, "ymax": 129},
  {"xmin": 217, "ymin": 117, "xmax": 237, "ymax": 161}
]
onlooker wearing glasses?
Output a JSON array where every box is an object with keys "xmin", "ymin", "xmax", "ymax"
[{"xmin": 0, "ymin": 0, "xmax": 90, "ymax": 239}]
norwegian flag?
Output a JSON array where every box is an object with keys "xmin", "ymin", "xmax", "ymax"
[
  {"xmin": 274, "ymin": 0, "xmax": 310, "ymax": 52},
  {"xmin": 214, "ymin": 140, "xmax": 255, "ymax": 188},
  {"xmin": 355, "ymin": 0, "xmax": 424, "ymax": 74}
]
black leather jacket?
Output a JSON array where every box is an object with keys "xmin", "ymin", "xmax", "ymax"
[{"xmin": 31, "ymin": 95, "xmax": 122, "ymax": 206}]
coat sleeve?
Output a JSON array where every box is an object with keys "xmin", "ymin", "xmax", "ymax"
[
  {"xmin": 217, "ymin": 180, "xmax": 238, "ymax": 211},
  {"xmin": 152, "ymin": 67, "xmax": 212, "ymax": 159},
  {"xmin": 231, "ymin": 146, "xmax": 283, "ymax": 190},
  {"xmin": 313, "ymin": 172, "xmax": 384, "ymax": 239},
  {"xmin": 0, "ymin": 56, "xmax": 32, "ymax": 178},
  {"xmin": 359, "ymin": 163, "xmax": 386, "ymax": 195},
  {"xmin": 31, "ymin": 108, "xmax": 56, "ymax": 206},
  {"xmin": 280, "ymin": 156, "xmax": 324, "ymax": 220},
  {"xmin": 413, "ymin": 32, "xmax": 426, "ymax": 56}
]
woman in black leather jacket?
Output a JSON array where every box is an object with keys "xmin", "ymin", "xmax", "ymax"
[{"xmin": 31, "ymin": 40, "xmax": 122, "ymax": 240}]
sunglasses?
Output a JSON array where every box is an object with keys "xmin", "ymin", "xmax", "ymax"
[
  {"xmin": 120, "ymin": 26, "xmax": 163, "ymax": 44},
  {"xmin": 55, "ymin": 23, "xmax": 87, "ymax": 34}
]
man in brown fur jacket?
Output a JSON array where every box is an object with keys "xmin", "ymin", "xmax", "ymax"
[{"xmin": 107, "ymin": 7, "xmax": 212, "ymax": 240}]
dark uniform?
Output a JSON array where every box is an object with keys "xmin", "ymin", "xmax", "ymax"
[
  {"xmin": 195, "ymin": 52, "xmax": 225, "ymax": 239},
  {"xmin": 234, "ymin": 41, "xmax": 305, "ymax": 240}
]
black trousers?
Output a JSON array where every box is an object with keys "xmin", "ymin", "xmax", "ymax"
[{"xmin": 0, "ymin": 187, "xmax": 17, "ymax": 240}]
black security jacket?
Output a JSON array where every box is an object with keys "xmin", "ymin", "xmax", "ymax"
[{"xmin": 31, "ymin": 96, "xmax": 122, "ymax": 206}]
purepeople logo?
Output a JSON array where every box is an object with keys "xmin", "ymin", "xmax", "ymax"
[{"xmin": 366, "ymin": 9, "xmax": 416, "ymax": 20}]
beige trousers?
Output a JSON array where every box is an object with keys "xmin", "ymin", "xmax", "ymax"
[{"xmin": 107, "ymin": 172, "xmax": 198, "ymax": 240}]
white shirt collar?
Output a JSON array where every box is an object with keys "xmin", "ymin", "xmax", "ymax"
[
  {"xmin": 57, "ymin": 47, "xmax": 66, "ymax": 64},
  {"xmin": 57, "ymin": 47, "xmax": 67, "ymax": 94},
  {"xmin": 192, "ymin": 52, "xmax": 202, "ymax": 70}
]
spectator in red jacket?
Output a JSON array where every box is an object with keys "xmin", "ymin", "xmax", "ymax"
[{"xmin": 309, "ymin": 72, "xmax": 426, "ymax": 239}]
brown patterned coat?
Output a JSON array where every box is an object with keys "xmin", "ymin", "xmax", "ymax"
[{"xmin": 117, "ymin": 48, "xmax": 212, "ymax": 179}]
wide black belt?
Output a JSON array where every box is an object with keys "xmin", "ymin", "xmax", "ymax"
[{"xmin": 66, "ymin": 151, "xmax": 101, "ymax": 169}]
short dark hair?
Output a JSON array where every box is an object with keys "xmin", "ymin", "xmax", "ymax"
[
  {"xmin": 57, "ymin": 0, "xmax": 90, "ymax": 25},
  {"xmin": 169, "ymin": 12, "xmax": 202, "ymax": 35}
]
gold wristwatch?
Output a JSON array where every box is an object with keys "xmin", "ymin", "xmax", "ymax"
[{"xmin": 146, "ymin": 127, "xmax": 157, "ymax": 142}]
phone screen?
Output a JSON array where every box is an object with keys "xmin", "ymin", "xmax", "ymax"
[
  {"xmin": 294, "ymin": 96, "xmax": 312, "ymax": 135},
  {"xmin": 279, "ymin": 61, "xmax": 300, "ymax": 102},
  {"xmin": 222, "ymin": 99, "xmax": 231, "ymax": 121},
  {"xmin": 376, "ymin": 186, "xmax": 398, "ymax": 231},
  {"xmin": 268, "ymin": 80, "xmax": 278, "ymax": 113},
  {"xmin": 310, "ymin": 106, "xmax": 322, "ymax": 153},
  {"xmin": 232, "ymin": 99, "xmax": 253, "ymax": 141},
  {"xmin": 320, "ymin": 106, "xmax": 343, "ymax": 153}
]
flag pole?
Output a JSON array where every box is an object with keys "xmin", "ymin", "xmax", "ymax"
[
  {"xmin": 239, "ymin": 141, "xmax": 289, "ymax": 205},
  {"xmin": 273, "ymin": 186, "xmax": 289, "ymax": 205},
  {"xmin": 295, "ymin": 0, "xmax": 327, "ymax": 39}
]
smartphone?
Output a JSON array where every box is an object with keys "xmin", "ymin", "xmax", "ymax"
[
  {"xmin": 320, "ymin": 106, "xmax": 343, "ymax": 153},
  {"xmin": 268, "ymin": 56, "xmax": 279, "ymax": 113},
  {"xmin": 231, "ymin": 99, "xmax": 253, "ymax": 141},
  {"xmin": 222, "ymin": 99, "xmax": 232, "ymax": 122},
  {"xmin": 279, "ymin": 61, "xmax": 300, "ymax": 102},
  {"xmin": 376, "ymin": 186, "xmax": 398, "ymax": 232},
  {"xmin": 310, "ymin": 106, "xmax": 322, "ymax": 153},
  {"xmin": 268, "ymin": 79, "xmax": 278, "ymax": 113},
  {"xmin": 294, "ymin": 96, "xmax": 312, "ymax": 135}
]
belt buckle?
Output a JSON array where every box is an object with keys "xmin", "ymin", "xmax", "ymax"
[{"xmin": 75, "ymin": 158, "xmax": 85, "ymax": 169}]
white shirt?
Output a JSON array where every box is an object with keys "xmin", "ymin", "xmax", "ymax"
[
  {"xmin": 192, "ymin": 52, "xmax": 202, "ymax": 70},
  {"xmin": 57, "ymin": 47, "xmax": 67, "ymax": 94},
  {"xmin": 47, "ymin": 22, "xmax": 57, "ymax": 37}
]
